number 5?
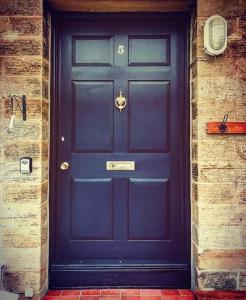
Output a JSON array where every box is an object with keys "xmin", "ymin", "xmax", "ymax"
[{"xmin": 117, "ymin": 45, "xmax": 125, "ymax": 55}]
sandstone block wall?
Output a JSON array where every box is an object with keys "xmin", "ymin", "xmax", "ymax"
[
  {"xmin": 0, "ymin": 0, "xmax": 50, "ymax": 295},
  {"xmin": 192, "ymin": 0, "xmax": 246, "ymax": 290}
]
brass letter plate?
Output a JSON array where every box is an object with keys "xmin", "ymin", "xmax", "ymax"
[{"xmin": 106, "ymin": 161, "xmax": 135, "ymax": 171}]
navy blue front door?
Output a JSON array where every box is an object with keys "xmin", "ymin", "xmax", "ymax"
[{"xmin": 50, "ymin": 14, "xmax": 190, "ymax": 288}]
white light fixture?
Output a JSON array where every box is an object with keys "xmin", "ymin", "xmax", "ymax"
[{"xmin": 204, "ymin": 15, "xmax": 227, "ymax": 56}]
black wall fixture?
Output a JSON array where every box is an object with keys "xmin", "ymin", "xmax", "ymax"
[{"xmin": 2, "ymin": 94, "xmax": 27, "ymax": 120}]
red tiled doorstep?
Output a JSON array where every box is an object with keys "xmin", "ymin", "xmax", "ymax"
[{"xmin": 44, "ymin": 289, "xmax": 196, "ymax": 300}]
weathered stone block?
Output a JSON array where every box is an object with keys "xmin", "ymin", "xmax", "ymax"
[
  {"xmin": 235, "ymin": 98, "xmax": 246, "ymax": 119},
  {"xmin": 198, "ymin": 204, "xmax": 245, "ymax": 226},
  {"xmin": 0, "ymin": 39, "xmax": 41, "ymax": 56},
  {"xmin": 192, "ymin": 182, "xmax": 198, "ymax": 202},
  {"xmin": 9, "ymin": 17, "xmax": 42, "ymax": 36},
  {"xmin": 41, "ymin": 181, "xmax": 48, "ymax": 204},
  {"xmin": 0, "ymin": 16, "xmax": 9, "ymax": 30},
  {"xmin": 196, "ymin": 100, "xmax": 236, "ymax": 121},
  {"xmin": 4, "ymin": 271, "xmax": 41, "ymax": 293},
  {"xmin": 0, "ymin": 204, "xmax": 40, "ymax": 228},
  {"xmin": 42, "ymin": 120, "xmax": 49, "ymax": 141},
  {"xmin": 198, "ymin": 164, "xmax": 243, "ymax": 183},
  {"xmin": 4, "ymin": 143, "xmax": 41, "ymax": 161},
  {"xmin": 239, "ymin": 272, "xmax": 246, "ymax": 289},
  {"xmin": 195, "ymin": 182, "xmax": 235, "ymax": 204},
  {"xmin": 42, "ymin": 99, "xmax": 49, "ymax": 121},
  {"xmin": 192, "ymin": 142, "xmax": 198, "ymax": 161},
  {"xmin": 0, "ymin": 161, "xmax": 41, "ymax": 183},
  {"xmin": 41, "ymin": 160, "xmax": 49, "ymax": 181},
  {"xmin": 192, "ymin": 101, "xmax": 197, "ymax": 120},
  {"xmin": 191, "ymin": 62, "xmax": 197, "ymax": 79},
  {"xmin": 192, "ymin": 120, "xmax": 198, "ymax": 140},
  {"xmin": 0, "ymin": 77, "xmax": 42, "ymax": 99},
  {"xmin": 42, "ymin": 59, "xmax": 49, "ymax": 80},
  {"xmin": 197, "ymin": 0, "xmax": 238, "ymax": 18},
  {"xmin": 192, "ymin": 163, "xmax": 198, "ymax": 181},
  {"xmin": 197, "ymin": 225, "xmax": 240, "ymax": 248},
  {"xmin": 2, "ymin": 57, "xmax": 42, "ymax": 75},
  {"xmin": 197, "ymin": 249, "xmax": 246, "ymax": 270},
  {"xmin": 41, "ymin": 142, "xmax": 48, "ymax": 161},
  {"xmin": 192, "ymin": 223, "xmax": 198, "ymax": 245},
  {"xmin": 237, "ymin": 181, "xmax": 246, "ymax": 205},
  {"xmin": 237, "ymin": 142, "xmax": 246, "ymax": 161},
  {"xmin": 41, "ymin": 202, "xmax": 48, "ymax": 226},
  {"xmin": 0, "ymin": 0, "xmax": 42, "ymax": 16},
  {"xmin": 196, "ymin": 59, "xmax": 237, "ymax": 78},
  {"xmin": 2, "ymin": 183, "xmax": 41, "ymax": 203},
  {"xmin": 240, "ymin": 225, "xmax": 246, "ymax": 247},
  {"xmin": 192, "ymin": 201, "xmax": 198, "ymax": 224},
  {"xmin": 2, "ymin": 228, "xmax": 40, "ymax": 248},
  {"xmin": 42, "ymin": 79, "xmax": 49, "ymax": 100},
  {"xmin": 42, "ymin": 19, "xmax": 50, "ymax": 61},
  {"xmin": 198, "ymin": 140, "xmax": 238, "ymax": 163},
  {"xmin": 0, "ymin": 17, "xmax": 42, "ymax": 38},
  {"xmin": 41, "ymin": 221, "xmax": 48, "ymax": 245},
  {"xmin": 197, "ymin": 270, "xmax": 238, "ymax": 290},
  {"xmin": 41, "ymin": 242, "xmax": 48, "ymax": 270},
  {"xmin": 1, "ymin": 120, "xmax": 42, "ymax": 141},
  {"xmin": 0, "ymin": 248, "xmax": 41, "ymax": 272},
  {"xmin": 197, "ymin": 77, "xmax": 246, "ymax": 102},
  {"xmin": 228, "ymin": 39, "xmax": 246, "ymax": 59}
]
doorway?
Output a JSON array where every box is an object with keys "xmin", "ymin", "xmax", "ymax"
[{"xmin": 50, "ymin": 13, "xmax": 190, "ymax": 289}]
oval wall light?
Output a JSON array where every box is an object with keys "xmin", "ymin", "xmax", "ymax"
[{"xmin": 204, "ymin": 15, "xmax": 227, "ymax": 56}]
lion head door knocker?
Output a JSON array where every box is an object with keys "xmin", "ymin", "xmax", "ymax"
[{"xmin": 115, "ymin": 89, "xmax": 127, "ymax": 112}]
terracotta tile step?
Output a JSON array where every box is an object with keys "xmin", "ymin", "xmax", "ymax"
[
  {"xmin": 44, "ymin": 289, "xmax": 246, "ymax": 300},
  {"xmin": 44, "ymin": 289, "xmax": 195, "ymax": 300}
]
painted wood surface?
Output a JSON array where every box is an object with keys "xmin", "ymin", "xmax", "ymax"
[{"xmin": 207, "ymin": 122, "xmax": 246, "ymax": 134}]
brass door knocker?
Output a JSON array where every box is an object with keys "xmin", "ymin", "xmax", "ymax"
[{"xmin": 115, "ymin": 90, "xmax": 127, "ymax": 112}]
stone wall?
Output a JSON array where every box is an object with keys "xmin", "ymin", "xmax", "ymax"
[
  {"xmin": 191, "ymin": 0, "xmax": 246, "ymax": 290},
  {"xmin": 0, "ymin": 0, "xmax": 49, "ymax": 296}
]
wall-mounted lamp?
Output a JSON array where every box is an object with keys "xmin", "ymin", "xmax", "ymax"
[{"xmin": 204, "ymin": 15, "xmax": 227, "ymax": 56}]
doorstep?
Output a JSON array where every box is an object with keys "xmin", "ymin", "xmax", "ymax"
[
  {"xmin": 43, "ymin": 289, "xmax": 194, "ymax": 300},
  {"xmin": 43, "ymin": 289, "xmax": 246, "ymax": 300}
]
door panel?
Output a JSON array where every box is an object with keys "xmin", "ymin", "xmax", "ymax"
[
  {"xmin": 70, "ymin": 178, "xmax": 114, "ymax": 240},
  {"xmin": 128, "ymin": 81, "xmax": 170, "ymax": 152},
  {"xmin": 72, "ymin": 81, "xmax": 114, "ymax": 152},
  {"xmin": 128, "ymin": 178, "xmax": 169, "ymax": 240},
  {"xmin": 73, "ymin": 35, "xmax": 113, "ymax": 66},
  {"xmin": 50, "ymin": 14, "xmax": 189, "ymax": 288},
  {"xmin": 129, "ymin": 35, "xmax": 170, "ymax": 66}
]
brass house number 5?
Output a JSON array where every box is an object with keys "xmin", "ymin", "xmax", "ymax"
[{"xmin": 117, "ymin": 45, "xmax": 125, "ymax": 55}]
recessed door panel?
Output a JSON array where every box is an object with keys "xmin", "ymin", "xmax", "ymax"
[
  {"xmin": 128, "ymin": 81, "xmax": 170, "ymax": 152},
  {"xmin": 73, "ymin": 36, "xmax": 113, "ymax": 66},
  {"xmin": 72, "ymin": 81, "xmax": 114, "ymax": 152},
  {"xmin": 70, "ymin": 178, "xmax": 114, "ymax": 240},
  {"xmin": 128, "ymin": 178, "xmax": 169, "ymax": 240},
  {"xmin": 129, "ymin": 35, "xmax": 170, "ymax": 66}
]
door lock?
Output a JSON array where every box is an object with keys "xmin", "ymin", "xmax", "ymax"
[{"xmin": 60, "ymin": 162, "xmax": 69, "ymax": 170}]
